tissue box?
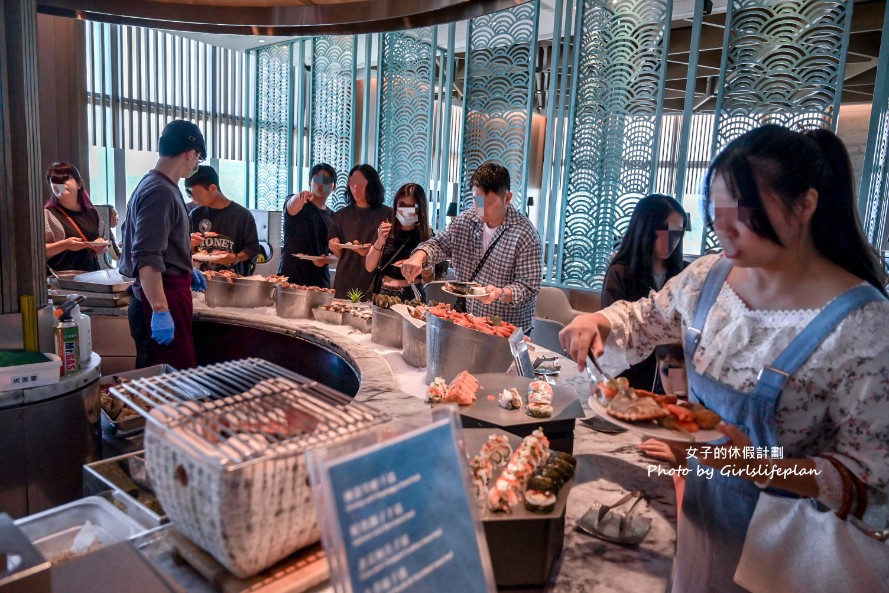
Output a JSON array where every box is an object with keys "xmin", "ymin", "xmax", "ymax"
[{"xmin": 0, "ymin": 353, "xmax": 61, "ymax": 391}]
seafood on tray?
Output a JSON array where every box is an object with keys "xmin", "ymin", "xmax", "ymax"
[
  {"xmin": 597, "ymin": 379, "xmax": 721, "ymax": 433},
  {"xmin": 426, "ymin": 304, "xmax": 518, "ymax": 338},
  {"xmin": 425, "ymin": 370, "xmax": 479, "ymax": 406},
  {"xmin": 201, "ymin": 269, "xmax": 240, "ymax": 283},
  {"xmin": 278, "ymin": 281, "xmax": 335, "ymax": 293}
]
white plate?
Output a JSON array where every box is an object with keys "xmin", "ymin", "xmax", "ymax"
[
  {"xmin": 587, "ymin": 396, "xmax": 724, "ymax": 444},
  {"xmin": 337, "ymin": 243, "xmax": 372, "ymax": 251},
  {"xmin": 441, "ymin": 286, "xmax": 491, "ymax": 299},
  {"xmin": 293, "ymin": 253, "xmax": 327, "ymax": 261},
  {"xmin": 82, "ymin": 240, "xmax": 110, "ymax": 248},
  {"xmin": 192, "ymin": 253, "xmax": 229, "ymax": 262}
]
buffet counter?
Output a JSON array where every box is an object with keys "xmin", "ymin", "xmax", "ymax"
[{"xmin": 83, "ymin": 298, "xmax": 678, "ymax": 592}]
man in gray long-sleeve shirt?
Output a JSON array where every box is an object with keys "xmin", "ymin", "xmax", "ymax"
[{"xmin": 120, "ymin": 119, "xmax": 207, "ymax": 369}]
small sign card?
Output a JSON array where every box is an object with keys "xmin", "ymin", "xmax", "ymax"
[{"xmin": 306, "ymin": 409, "xmax": 496, "ymax": 593}]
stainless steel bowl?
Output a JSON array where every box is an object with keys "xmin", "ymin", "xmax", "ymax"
[
  {"xmin": 371, "ymin": 305, "xmax": 403, "ymax": 348},
  {"xmin": 425, "ymin": 312, "xmax": 514, "ymax": 383},
  {"xmin": 205, "ymin": 278, "xmax": 276, "ymax": 308},
  {"xmin": 401, "ymin": 318, "xmax": 426, "ymax": 368},
  {"xmin": 275, "ymin": 286, "xmax": 334, "ymax": 319}
]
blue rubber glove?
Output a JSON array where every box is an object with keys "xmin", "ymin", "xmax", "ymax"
[
  {"xmin": 151, "ymin": 310, "xmax": 175, "ymax": 345},
  {"xmin": 191, "ymin": 268, "xmax": 207, "ymax": 292}
]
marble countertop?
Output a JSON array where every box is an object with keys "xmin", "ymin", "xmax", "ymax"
[{"xmin": 100, "ymin": 298, "xmax": 678, "ymax": 592}]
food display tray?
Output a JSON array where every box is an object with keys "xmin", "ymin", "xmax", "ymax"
[
  {"xmin": 83, "ymin": 451, "xmax": 166, "ymax": 528},
  {"xmin": 443, "ymin": 373, "xmax": 584, "ymax": 452},
  {"xmin": 463, "ymin": 428, "xmax": 571, "ymax": 589},
  {"xmin": 14, "ymin": 496, "xmax": 144, "ymax": 564},
  {"xmin": 49, "ymin": 288, "xmax": 130, "ymax": 308},
  {"xmin": 100, "ymin": 364, "xmax": 176, "ymax": 437},
  {"xmin": 52, "ymin": 269, "xmax": 133, "ymax": 294}
]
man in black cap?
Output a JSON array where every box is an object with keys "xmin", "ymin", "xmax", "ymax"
[{"xmin": 120, "ymin": 119, "xmax": 207, "ymax": 369}]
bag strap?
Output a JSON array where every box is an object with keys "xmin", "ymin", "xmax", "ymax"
[
  {"xmin": 52, "ymin": 206, "xmax": 90, "ymax": 242},
  {"xmin": 821, "ymin": 454, "xmax": 868, "ymax": 520},
  {"xmin": 469, "ymin": 225, "xmax": 507, "ymax": 282}
]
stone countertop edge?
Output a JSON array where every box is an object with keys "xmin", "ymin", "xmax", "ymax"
[{"xmin": 190, "ymin": 308, "xmax": 428, "ymax": 418}]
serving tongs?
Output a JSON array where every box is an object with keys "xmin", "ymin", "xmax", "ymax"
[{"xmin": 576, "ymin": 490, "xmax": 650, "ymax": 545}]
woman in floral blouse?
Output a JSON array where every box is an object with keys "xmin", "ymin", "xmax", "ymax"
[{"xmin": 561, "ymin": 125, "xmax": 888, "ymax": 592}]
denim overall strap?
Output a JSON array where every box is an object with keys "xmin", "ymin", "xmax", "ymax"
[
  {"xmin": 754, "ymin": 285, "xmax": 886, "ymax": 402},
  {"xmin": 684, "ymin": 257, "xmax": 732, "ymax": 356}
]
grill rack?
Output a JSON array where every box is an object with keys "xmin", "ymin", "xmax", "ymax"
[{"xmin": 109, "ymin": 358, "xmax": 386, "ymax": 469}]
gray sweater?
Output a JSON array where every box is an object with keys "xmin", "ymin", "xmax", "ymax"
[{"xmin": 119, "ymin": 170, "xmax": 192, "ymax": 278}]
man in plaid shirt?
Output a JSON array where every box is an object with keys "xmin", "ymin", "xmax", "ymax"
[{"xmin": 401, "ymin": 163, "xmax": 543, "ymax": 331}]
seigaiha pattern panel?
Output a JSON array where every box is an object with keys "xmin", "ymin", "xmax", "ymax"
[
  {"xmin": 311, "ymin": 36, "xmax": 355, "ymax": 212},
  {"xmin": 255, "ymin": 42, "xmax": 292, "ymax": 211},
  {"xmin": 558, "ymin": 0, "xmax": 673, "ymax": 289},
  {"xmin": 459, "ymin": 1, "xmax": 539, "ymax": 213},
  {"xmin": 702, "ymin": 0, "xmax": 854, "ymax": 253},
  {"xmin": 377, "ymin": 29, "xmax": 436, "ymax": 204}
]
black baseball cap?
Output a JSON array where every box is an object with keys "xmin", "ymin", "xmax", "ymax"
[{"xmin": 158, "ymin": 120, "xmax": 206, "ymax": 159}]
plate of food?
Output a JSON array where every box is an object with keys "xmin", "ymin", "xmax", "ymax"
[
  {"xmin": 192, "ymin": 251, "xmax": 229, "ymax": 262},
  {"xmin": 82, "ymin": 239, "xmax": 111, "ymax": 248},
  {"xmin": 425, "ymin": 371, "xmax": 584, "ymax": 425},
  {"xmin": 293, "ymin": 253, "xmax": 328, "ymax": 261},
  {"xmin": 587, "ymin": 382, "xmax": 724, "ymax": 443},
  {"xmin": 337, "ymin": 241, "xmax": 372, "ymax": 251},
  {"xmin": 442, "ymin": 281, "xmax": 490, "ymax": 299}
]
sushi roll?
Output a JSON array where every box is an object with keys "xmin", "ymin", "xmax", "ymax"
[
  {"xmin": 550, "ymin": 457, "xmax": 575, "ymax": 479},
  {"xmin": 554, "ymin": 451, "xmax": 578, "ymax": 467},
  {"xmin": 497, "ymin": 387, "xmax": 523, "ymax": 410},
  {"xmin": 536, "ymin": 466, "xmax": 565, "ymax": 489},
  {"xmin": 526, "ymin": 402, "xmax": 554, "ymax": 418},
  {"xmin": 528, "ymin": 380, "xmax": 553, "ymax": 400},
  {"xmin": 480, "ymin": 434, "xmax": 513, "ymax": 467},
  {"xmin": 528, "ymin": 390, "xmax": 552, "ymax": 405},
  {"xmin": 527, "ymin": 474, "xmax": 557, "ymax": 494},
  {"xmin": 426, "ymin": 377, "xmax": 448, "ymax": 404},
  {"xmin": 524, "ymin": 489, "xmax": 556, "ymax": 514}
]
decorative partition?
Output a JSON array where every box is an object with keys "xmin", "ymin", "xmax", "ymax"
[
  {"xmin": 377, "ymin": 28, "xmax": 437, "ymax": 202},
  {"xmin": 254, "ymin": 42, "xmax": 292, "ymax": 211},
  {"xmin": 556, "ymin": 0, "xmax": 673, "ymax": 289},
  {"xmin": 859, "ymin": 4, "xmax": 889, "ymax": 253},
  {"xmin": 700, "ymin": 0, "xmax": 854, "ymax": 251},
  {"xmin": 311, "ymin": 35, "xmax": 356, "ymax": 211},
  {"xmin": 459, "ymin": 0, "xmax": 539, "ymax": 211}
]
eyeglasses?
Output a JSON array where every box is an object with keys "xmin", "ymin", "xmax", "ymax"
[
  {"xmin": 312, "ymin": 175, "xmax": 335, "ymax": 185},
  {"xmin": 50, "ymin": 176, "xmax": 71, "ymax": 184}
]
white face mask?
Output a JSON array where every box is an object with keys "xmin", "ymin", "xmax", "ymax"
[
  {"xmin": 51, "ymin": 183, "xmax": 68, "ymax": 197},
  {"xmin": 396, "ymin": 206, "xmax": 418, "ymax": 227}
]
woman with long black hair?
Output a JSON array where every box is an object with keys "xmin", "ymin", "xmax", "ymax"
[
  {"xmin": 601, "ymin": 194, "xmax": 688, "ymax": 391},
  {"xmin": 44, "ymin": 161, "xmax": 107, "ymax": 272},
  {"xmin": 328, "ymin": 164, "xmax": 392, "ymax": 300},
  {"xmin": 365, "ymin": 183, "xmax": 434, "ymax": 302},
  {"xmin": 561, "ymin": 125, "xmax": 889, "ymax": 592}
]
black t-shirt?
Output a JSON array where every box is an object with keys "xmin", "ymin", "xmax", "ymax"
[
  {"xmin": 378, "ymin": 228, "xmax": 424, "ymax": 280},
  {"xmin": 190, "ymin": 201, "xmax": 260, "ymax": 276},
  {"xmin": 328, "ymin": 203, "xmax": 393, "ymax": 299},
  {"xmin": 279, "ymin": 201, "xmax": 333, "ymax": 287},
  {"xmin": 46, "ymin": 205, "xmax": 102, "ymax": 272}
]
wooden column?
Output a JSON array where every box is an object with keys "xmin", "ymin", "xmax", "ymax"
[
  {"xmin": 37, "ymin": 13, "xmax": 89, "ymax": 182},
  {"xmin": 0, "ymin": 0, "xmax": 49, "ymax": 348}
]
